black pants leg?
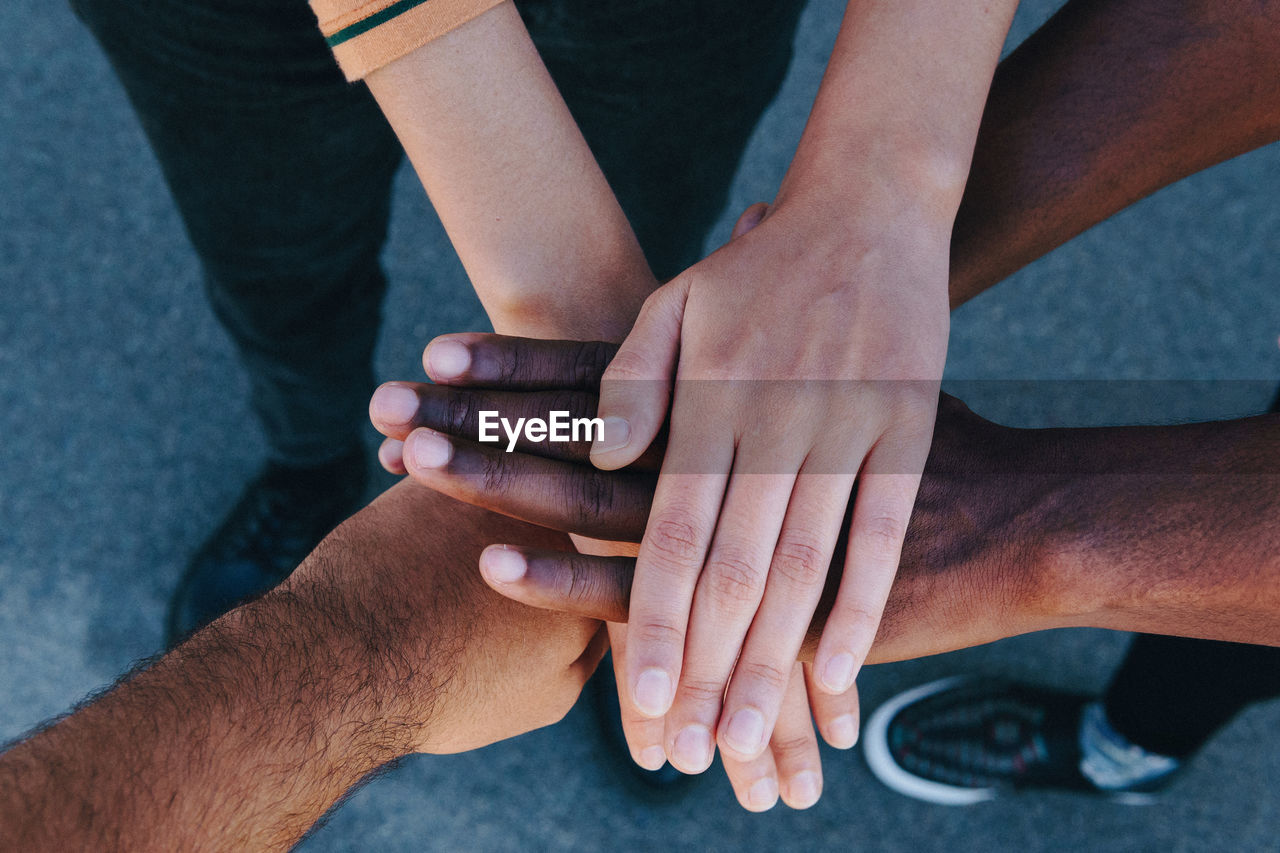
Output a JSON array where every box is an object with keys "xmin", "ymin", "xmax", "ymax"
[
  {"xmin": 523, "ymin": 0, "xmax": 807, "ymax": 279},
  {"xmin": 1104, "ymin": 634, "xmax": 1280, "ymax": 759},
  {"xmin": 69, "ymin": 0, "xmax": 404, "ymax": 466},
  {"xmin": 70, "ymin": 0, "xmax": 806, "ymax": 465}
]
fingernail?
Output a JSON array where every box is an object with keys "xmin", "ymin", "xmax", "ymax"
[
  {"xmin": 378, "ymin": 439, "xmax": 405, "ymax": 472},
  {"xmin": 370, "ymin": 385, "xmax": 420, "ymax": 425},
  {"xmin": 787, "ymin": 771, "xmax": 821, "ymax": 809},
  {"xmin": 592, "ymin": 416, "xmax": 630, "ymax": 455},
  {"xmin": 632, "ymin": 668, "xmax": 673, "ymax": 717},
  {"xmin": 637, "ymin": 746, "xmax": 667, "ymax": 771},
  {"xmin": 482, "ymin": 547, "xmax": 526, "ymax": 583},
  {"xmin": 723, "ymin": 707, "xmax": 766, "ymax": 756},
  {"xmin": 828, "ymin": 714, "xmax": 859, "ymax": 749},
  {"xmin": 747, "ymin": 777, "xmax": 779, "ymax": 812},
  {"xmin": 820, "ymin": 653, "xmax": 856, "ymax": 693},
  {"xmin": 426, "ymin": 339, "xmax": 471, "ymax": 380},
  {"xmin": 408, "ymin": 430, "xmax": 452, "ymax": 470},
  {"xmin": 672, "ymin": 725, "xmax": 713, "ymax": 772}
]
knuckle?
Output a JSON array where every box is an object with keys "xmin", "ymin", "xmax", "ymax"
[
  {"xmin": 646, "ymin": 517, "xmax": 704, "ymax": 567},
  {"xmin": 569, "ymin": 472, "xmax": 615, "ymax": 532},
  {"xmin": 549, "ymin": 390, "xmax": 592, "ymax": 422},
  {"xmin": 770, "ymin": 733, "xmax": 815, "ymax": 759},
  {"xmin": 562, "ymin": 558, "xmax": 595, "ymax": 606},
  {"xmin": 857, "ymin": 513, "xmax": 908, "ymax": 561},
  {"xmin": 735, "ymin": 659, "xmax": 791, "ymax": 692},
  {"xmin": 837, "ymin": 601, "xmax": 884, "ymax": 637},
  {"xmin": 770, "ymin": 534, "xmax": 829, "ymax": 588},
  {"xmin": 705, "ymin": 552, "xmax": 766, "ymax": 605},
  {"xmin": 570, "ymin": 341, "xmax": 614, "ymax": 389},
  {"xmin": 635, "ymin": 619, "xmax": 685, "ymax": 651},
  {"xmin": 479, "ymin": 449, "xmax": 514, "ymax": 494},
  {"xmin": 443, "ymin": 388, "xmax": 474, "ymax": 435},
  {"xmin": 602, "ymin": 347, "xmax": 655, "ymax": 384},
  {"xmin": 495, "ymin": 342, "xmax": 521, "ymax": 384},
  {"xmin": 677, "ymin": 676, "xmax": 726, "ymax": 705}
]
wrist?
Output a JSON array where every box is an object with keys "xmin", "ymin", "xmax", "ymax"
[
  {"xmin": 776, "ymin": 131, "xmax": 970, "ymax": 241},
  {"xmin": 482, "ymin": 250, "xmax": 657, "ymax": 344},
  {"xmin": 986, "ymin": 426, "xmax": 1124, "ymax": 635},
  {"xmin": 488, "ymin": 289, "xmax": 647, "ymax": 344}
]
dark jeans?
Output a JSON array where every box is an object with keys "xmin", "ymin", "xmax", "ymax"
[
  {"xmin": 1105, "ymin": 635, "xmax": 1280, "ymax": 759},
  {"xmin": 69, "ymin": 0, "xmax": 805, "ymax": 465}
]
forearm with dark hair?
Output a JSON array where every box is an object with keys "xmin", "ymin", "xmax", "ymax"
[
  {"xmin": 0, "ymin": 482, "xmax": 599, "ymax": 851},
  {"xmin": 0, "ymin": 573, "xmax": 427, "ymax": 851}
]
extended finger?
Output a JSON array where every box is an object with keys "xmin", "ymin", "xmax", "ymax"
[
  {"xmin": 372, "ymin": 380, "xmax": 666, "ymax": 470},
  {"xmin": 770, "ymin": 664, "xmax": 824, "ymax": 810},
  {"xmin": 423, "ymin": 333, "xmax": 617, "ymax": 390},
  {"xmin": 719, "ymin": 739, "xmax": 781, "ymax": 813},
  {"xmin": 665, "ymin": 470, "xmax": 793, "ymax": 769},
  {"xmin": 402, "ymin": 427, "xmax": 652, "ymax": 540},
  {"xmin": 371, "ymin": 381, "xmax": 599, "ymax": 460},
  {"xmin": 803, "ymin": 662, "xmax": 860, "ymax": 750},
  {"xmin": 591, "ymin": 280, "xmax": 688, "ymax": 471},
  {"xmin": 610, "ymin": 623, "xmax": 669, "ymax": 771},
  {"xmin": 623, "ymin": 473, "xmax": 724, "ymax": 731},
  {"xmin": 813, "ymin": 434, "xmax": 931, "ymax": 694},
  {"xmin": 479, "ymin": 546, "xmax": 632, "ymax": 623},
  {"xmin": 622, "ymin": 415, "xmax": 733, "ymax": 729},
  {"xmin": 716, "ymin": 470, "xmax": 854, "ymax": 762}
]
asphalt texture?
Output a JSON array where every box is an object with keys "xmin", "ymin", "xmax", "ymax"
[{"xmin": 2, "ymin": 0, "xmax": 1279, "ymax": 851}]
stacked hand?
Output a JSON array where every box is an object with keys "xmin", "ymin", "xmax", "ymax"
[
  {"xmin": 371, "ymin": 332, "xmax": 1034, "ymax": 810},
  {"xmin": 579, "ymin": 200, "xmax": 948, "ymax": 775},
  {"xmin": 372, "ymin": 334, "xmax": 857, "ymax": 810}
]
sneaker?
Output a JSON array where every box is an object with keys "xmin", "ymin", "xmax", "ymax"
[
  {"xmin": 862, "ymin": 677, "xmax": 1172, "ymax": 805},
  {"xmin": 165, "ymin": 448, "xmax": 368, "ymax": 646}
]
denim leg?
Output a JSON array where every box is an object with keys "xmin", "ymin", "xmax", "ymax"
[
  {"xmin": 1103, "ymin": 634, "xmax": 1280, "ymax": 759},
  {"xmin": 69, "ymin": 0, "xmax": 403, "ymax": 466},
  {"xmin": 524, "ymin": 0, "xmax": 808, "ymax": 279}
]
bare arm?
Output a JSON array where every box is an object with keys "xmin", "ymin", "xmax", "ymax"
[
  {"xmin": 952, "ymin": 0, "xmax": 1280, "ymax": 305},
  {"xmin": 361, "ymin": 2, "xmax": 655, "ymax": 341},
  {"xmin": 0, "ymin": 487, "xmax": 602, "ymax": 851},
  {"xmin": 357, "ymin": 0, "xmax": 1280, "ymax": 325},
  {"xmin": 367, "ymin": 335, "xmax": 1280, "ymax": 653}
]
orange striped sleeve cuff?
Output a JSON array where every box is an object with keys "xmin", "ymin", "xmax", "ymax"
[{"xmin": 311, "ymin": 0, "xmax": 507, "ymax": 81}]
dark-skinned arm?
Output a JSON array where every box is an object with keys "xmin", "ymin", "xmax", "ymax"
[{"xmin": 371, "ymin": 335, "xmax": 1280, "ymax": 656}]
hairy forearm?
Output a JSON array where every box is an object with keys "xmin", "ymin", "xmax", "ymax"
[
  {"xmin": 0, "ymin": 483, "xmax": 597, "ymax": 850},
  {"xmin": 0, "ymin": 592, "xmax": 413, "ymax": 851},
  {"xmin": 364, "ymin": 3, "xmax": 655, "ymax": 342},
  {"xmin": 951, "ymin": 0, "xmax": 1280, "ymax": 306}
]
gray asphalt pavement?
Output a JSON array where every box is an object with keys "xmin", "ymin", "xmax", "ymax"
[{"xmin": 2, "ymin": 1, "xmax": 1278, "ymax": 851}]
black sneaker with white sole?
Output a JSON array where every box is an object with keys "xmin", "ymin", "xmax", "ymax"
[{"xmin": 862, "ymin": 678, "xmax": 1178, "ymax": 806}]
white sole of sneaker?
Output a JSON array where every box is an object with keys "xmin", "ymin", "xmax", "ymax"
[{"xmin": 862, "ymin": 676, "xmax": 999, "ymax": 806}]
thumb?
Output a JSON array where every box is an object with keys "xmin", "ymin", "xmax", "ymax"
[
  {"xmin": 590, "ymin": 278, "xmax": 687, "ymax": 470},
  {"xmin": 730, "ymin": 202, "xmax": 770, "ymax": 240}
]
